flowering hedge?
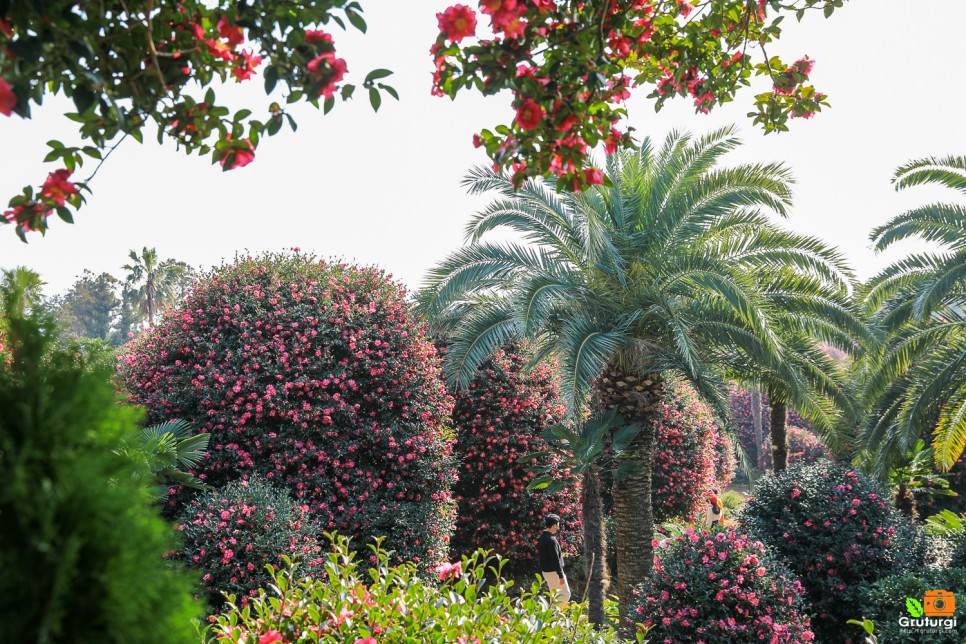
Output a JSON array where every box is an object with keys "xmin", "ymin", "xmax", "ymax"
[
  {"xmin": 175, "ymin": 477, "xmax": 321, "ymax": 609},
  {"xmin": 448, "ymin": 347, "xmax": 581, "ymax": 577},
  {"xmin": 738, "ymin": 462, "xmax": 925, "ymax": 642},
  {"xmin": 630, "ymin": 525, "xmax": 814, "ymax": 643},
  {"xmin": 120, "ymin": 252, "xmax": 457, "ymax": 567},
  {"xmin": 211, "ymin": 534, "xmax": 621, "ymax": 643},
  {"xmin": 757, "ymin": 424, "xmax": 829, "ymax": 471},
  {"xmin": 652, "ymin": 377, "xmax": 731, "ymax": 523}
]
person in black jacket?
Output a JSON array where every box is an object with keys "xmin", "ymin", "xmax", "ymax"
[{"xmin": 537, "ymin": 513, "xmax": 570, "ymax": 604}]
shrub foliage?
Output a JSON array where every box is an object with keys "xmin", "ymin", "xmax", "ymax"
[
  {"xmin": 739, "ymin": 461, "xmax": 924, "ymax": 641},
  {"xmin": 175, "ymin": 476, "xmax": 321, "ymax": 608},
  {"xmin": 449, "ymin": 347, "xmax": 581, "ymax": 576},
  {"xmin": 630, "ymin": 525, "xmax": 815, "ymax": 642},
  {"xmin": 211, "ymin": 535, "xmax": 621, "ymax": 643},
  {"xmin": 858, "ymin": 567, "xmax": 966, "ymax": 644},
  {"xmin": 120, "ymin": 252, "xmax": 457, "ymax": 566}
]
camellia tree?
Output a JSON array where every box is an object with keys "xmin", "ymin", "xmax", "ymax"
[{"xmin": 1, "ymin": 0, "xmax": 846, "ymax": 239}]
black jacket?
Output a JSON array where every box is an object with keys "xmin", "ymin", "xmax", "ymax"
[{"xmin": 537, "ymin": 530, "xmax": 565, "ymax": 576}]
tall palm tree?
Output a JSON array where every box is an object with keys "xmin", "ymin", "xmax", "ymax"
[
  {"xmin": 123, "ymin": 247, "xmax": 185, "ymax": 328},
  {"xmin": 420, "ymin": 127, "xmax": 814, "ymax": 615},
  {"xmin": 864, "ymin": 155, "xmax": 966, "ymax": 473}
]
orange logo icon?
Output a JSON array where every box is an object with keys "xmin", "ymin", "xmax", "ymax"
[{"xmin": 923, "ymin": 590, "xmax": 956, "ymax": 617}]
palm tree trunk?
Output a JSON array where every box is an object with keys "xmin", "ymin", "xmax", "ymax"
[
  {"xmin": 894, "ymin": 483, "xmax": 917, "ymax": 520},
  {"xmin": 751, "ymin": 388, "xmax": 763, "ymax": 468},
  {"xmin": 599, "ymin": 366, "xmax": 664, "ymax": 620},
  {"xmin": 581, "ymin": 465, "xmax": 609, "ymax": 626},
  {"xmin": 769, "ymin": 399, "xmax": 788, "ymax": 472},
  {"xmin": 147, "ymin": 281, "xmax": 155, "ymax": 328}
]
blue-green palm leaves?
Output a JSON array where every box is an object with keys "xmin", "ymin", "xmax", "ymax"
[
  {"xmin": 420, "ymin": 127, "xmax": 812, "ymax": 412},
  {"xmin": 864, "ymin": 156, "xmax": 966, "ymax": 470}
]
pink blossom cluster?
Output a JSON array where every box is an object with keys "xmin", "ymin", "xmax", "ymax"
[
  {"xmin": 632, "ymin": 525, "xmax": 815, "ymax": 642},
  {"xmin": 447, "ymin": 347, "xmax": 581, "ymax": 576},
  {"xmin": 120, "ymin": 252, "xmax": 458, "ymax": 568},
  {"xmin": 651, "ymin": 377, "xmax": 734, "ymax": 523}
]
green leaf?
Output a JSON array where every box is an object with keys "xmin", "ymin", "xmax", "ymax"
[
  {"xmin": 365, "ymin": 69, "xmax": 393, "ymax": 84},
  {"xmin": 906, "ymin": 597, "xmax": 924, "ymax": 617},
  {"xmin": 380, "ymin": 84, "xmax": 399, "ymax": 101},
  {"xmin": 72, "ymin": 85, "xmax": 96, "ymax": 113},
  {"xmin": 264, "ymin": 67, "xmax": 278, "ymax": 94},
  {"xmin": 341, "ymin": 84, "xmax": 355, "ymax": 100},
  {"xmin": 233, "ymin": 109, "xmax": 252, "ymax": 122},
  {"xmin": 55, "ymin": 207, "xmax": 73, "ymax": 224},
  {"xmin": 346, "ymin": 9, "xmax": 367, "ymax": 33},
  {"xmin": 285, "ymin": 114, "xmax": 298, "ymax": 132},
  {"xmin": 369, "ymin": 88, "xmax": 381, "ymax": 112}
]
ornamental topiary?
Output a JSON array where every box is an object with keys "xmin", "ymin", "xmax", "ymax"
[
  {"xmin": 175, "ymin": 476, "xmax": 321, "ymax": 608},
  {"xmin": 651, "ymin": 377, "xmax": 731, "ymax": 523},
  {"xmin": 211, "ymin": 534, "xmax": 621, "ymax": 643},
  {"xmin": 448, "ymin": 347, "xmax": 581, "ymax": 578},
  {"xmin": 857, "ymin": 567, "xmax": 966, "ymax": 644},
  {"xmin": 119, "ymin": 252, "xmax": 457, "ymax": 567},
  {"xmin": 629, "ymin": 525, "xmax": 815, "ymax": 643},
  {"xmin": 757, "ymin": 424, "xmax": 829, "ymax": 471},
  {"xmin": 738, "ymin": 461, "xmax": 926, "ymax": 642},
  {"xmin": 0, "ymin": 286, "xmax": 200, "ymax": 643}
]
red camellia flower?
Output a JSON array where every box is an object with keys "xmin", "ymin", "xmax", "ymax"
[
  {"xmin": 584, "ymin": 168, "xmax": 605, "ymax": 185},
  {"xmin": 514, "ymin": 99, "xmax": 544, "ymax": 130},
  {"xmin": 217, "ymin": 18, "xmax": 244, "ymax": 46},
  {"xmin": 232, "ymin": 50, "xmax": 263, "ymax": 82},
  {"xmin": 0, "ymin": 77, "xmax": 16, "ymax": 116},
  {"xmin": 0, "ymin": 18, "xmax": 11, "ymax": 37},
  {"xmin": 307, "ymin": 53, "xmax": 348, "ymax": 99},
  {"xmin": 304, "ymin": 29, "xmax": 334, "ymax": 44},
  {"xmin": 437, "ymin": 5, "xmax": 477, "ymax": 42},
  {"xmin": 41, "ymin": 169, "xmax": 78, "ymax": 206},
  {"xmin": 220, "ymin": 139, "xmax": 255, "ymax": 170},
  {"xmin": 257, "ymin": 630, "xmax": 284, "ymax": 644}
]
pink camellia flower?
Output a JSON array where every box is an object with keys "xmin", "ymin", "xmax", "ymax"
[
  {"xmin": 434, "ymin": 560, "xmax": 462, "ymax": 581},
  {"xmin": 217, "ymin": 18, "xmax": 245, "ymax": 46},
  {"xmin": 0, "ymin": 76, "xmax": 16, "ymax": 116},
  {"xmin": 304, "ymin": 29, "xmax": 334, "ymax": 44},
  {"xmin": 232, "ymin": 50, "xmax": 263, "ymax": 82},
  {"xmin": 41, "ymin": 168, "xmax": 78, "ymax": 206},
  {"xmin": 354, "ymin": 638, "xmax": 377, "ymax": 644},
  {"xmin": 790, "ymin": 488, "xmax": 801, "ymax": 499},
  {"xmin": 514, "ymin": 99, "xmax": 544, "ymax": 130},
  {"xmin": 437, "ymin": 5, "xmax": 477, "ymax": 42},
  {"xmin": 220, "ymin": 138, "xmax": 256, "ymax": 170},
  {"xmin": 584, "ymin": 168, "xmax": 605, "ymax": 185},
  {"xmin": 258, "ymin": 631, "xmax": 284, "ymax": 644}
]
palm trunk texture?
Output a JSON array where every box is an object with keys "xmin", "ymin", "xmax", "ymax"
[
  {"xmin": 581, "ymin": 466, "xmax": 609, "ymax": 626},
  {"xmin": 751, "ymin": 388, "xmax": 763, "ymax": 467},
  {"xmin": 599, "ymin": 365, "xmax": 664, "ymax": 621},
  {"xmin": 894, "ymin": 482, "xmax": 917, "ymax": 520},
  {"xmin": 770, "ymin": 399, "xmax": 788, "ymax": 472}
]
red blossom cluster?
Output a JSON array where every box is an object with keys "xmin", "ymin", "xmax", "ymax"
[
  {"xmin": 120, "ymin": 252, "xmax": 457, "ymax": 568},
  {"xmin": 739, "ymin": 462, "xmax": 925, "ymax": 642},
  {"xmin": 2, "ymin": 168, "xmax": 83, "ymax": 241},
  {"xmin": 174, "ymin": 477, "xmax": 322, "ymax": 609},
  {"xmin": 632, "ymin": 525, "xmax": 815, "ymax": 642},
  {"xmin": 446, "ymin": 347, "xmax": 581, "ymax": 577},
  {"xmin": 651, "ymin": 377, "xmax": 734, "ymax": 523}
]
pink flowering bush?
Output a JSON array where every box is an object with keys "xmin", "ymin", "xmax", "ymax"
[
  {"xmin": 738, "ymin": 462, "xmax": 926, "ymax": 642},
  {"xmin": 211, "ymin": 534, "xmax": 621, "ymax": 643},
  {"xmin": 629, "ymin": 525, "xmax": 814, "ymax": 643},
  {"xmin": 448, "ymin": 346, "xmax": 581, "ymax": 577},
  {"xmin": 119, "ymin": 252, "xmax": 457, "ymax": 567},
  {"xmin": 175, "ymin": 477, "xmax": 321, "ymax": 608},
  {"xmin": 757, "ymin": 424, "xmax": 830, "ymax": 471},
  {"xmin": 651, "ymin": 377, "xmax": 733, "ymax": 523}
]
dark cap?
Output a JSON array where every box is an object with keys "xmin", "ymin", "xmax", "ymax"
[{"xmin": 544, "ymin": 513, "xmax": 560, "ymax": 528}]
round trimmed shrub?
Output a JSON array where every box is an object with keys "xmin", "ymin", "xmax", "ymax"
[
  {"xmin": 630, "ymin": 525, "xmax": 815, "ymax": 642},
  {"xmin": 448, "ymin": 347, "xmax": 581, "ymax": 577},
  {"xmin": 175, "ymin": 476, "xmax": 321, "ymax": 608},
  {"xmin": 738, "ymin": 461, "xmax": 925, "ymax": 642},
  {"xmin": 858, "ymin": 567, "xmax": 966, "ymax": 643},
  {"xmin": 757, "ymin": 424, "xmax": 829, "ymax": 471},
  {"xmin": 120, "ymin": 252, "xmax": 457, "ymax": 567},
  {"xmin": 652, "ymin": 377, "xmax": 731, "ymax": 523}
]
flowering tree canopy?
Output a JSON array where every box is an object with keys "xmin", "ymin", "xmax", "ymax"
[{"xmin": 1, "ymin": 0, "xmax": 845, "ymax": 238}]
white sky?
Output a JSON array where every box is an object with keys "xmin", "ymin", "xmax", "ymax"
[{"xmin": 2, "ymin": 0, "xmax": 965, "ymax": 295}]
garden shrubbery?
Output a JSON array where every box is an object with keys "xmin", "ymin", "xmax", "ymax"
[
  {"xmin": 757, "ymin": 424, "xmax": 829, "ymax": 471},
  {"xmin": 211, "ymin": 534, "xmax": 620, "ymax": 643},
  {"xmin": 0, "ymin": 286, "xmax": 199, "ymax": 643},
  {"xmin": 448, "ymin": 346, "xmax": 581, "ymax": 577},
  {"xmin": 120, "ymin": 252, "xmax": 457, "ymax": 567},
  {"xmin": 857, "ymin": 567, "xmax": 966, "ymax": 643},
  {"xmin": 630, "ymin": 525, "xmax": 815, "ymax": 642},
  {"xmin": 739, "ymin": 461, "xmax": 926, "ymax": 642},
  {"xmin": 652, "ymin": 377, "xmax": 732, "ymax": 523},
  {"xmin": 175, "ymin": 476, "xmax": 321, "ymax": 608}
]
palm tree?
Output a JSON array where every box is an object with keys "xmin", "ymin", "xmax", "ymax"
[
  {"xmin": 864, "ymin": 155, "xmax": 966, "ymax": 473},
  {"xmin": 123, "ymin": 247, "xmax": 185, "ymax": 328},
  {"xmin": 420, "ymin": 127, "xmax": 815, "ymax": 615},
  {"xmin": 115, "ymin": 419, "xmax": 210, "ymax": 501},
  {"xmin": 0, "ymin": 267, "xmax": 45, "ymax": 314}
]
